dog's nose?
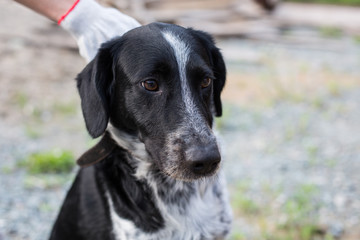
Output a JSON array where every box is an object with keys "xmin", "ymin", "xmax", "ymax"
[{"xmin": 187, "ymin": 144, "xmax": 221, "ymax": 176}]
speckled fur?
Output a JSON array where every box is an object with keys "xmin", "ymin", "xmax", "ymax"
[
  {"xmin": 105, "ymin": 132, "xmax": 232, "ymax": 240},
  {"xmin": 50, "ymin": 22, "xmax": 231, "ymax": 240}
]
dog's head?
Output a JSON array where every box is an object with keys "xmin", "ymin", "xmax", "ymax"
[{"xmin": 77, "ymin": 23, "xmax": 226, "ymax": 181}]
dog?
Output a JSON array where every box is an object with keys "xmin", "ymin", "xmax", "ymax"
[{"xmin": 49, "ymin": 22, "xmax": 232, "ymax": 240}]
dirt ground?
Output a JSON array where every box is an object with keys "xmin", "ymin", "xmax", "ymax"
[{"xmin": 1, "ymin": 1, "xmax": 360, "ymax": 240}]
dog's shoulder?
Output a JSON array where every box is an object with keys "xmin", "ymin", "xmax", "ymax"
[{"xmin": 50, "ymin": 166, "xmax": 114, "ymax": 240}]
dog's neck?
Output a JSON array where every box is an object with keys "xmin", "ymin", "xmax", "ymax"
[
  {"xmin": 107, "ymin": 124, "xmax": 149, "ymax": 160},
  {"xmin": 107, "ymin": 124, "xmax": 158, "ymax": 180}
]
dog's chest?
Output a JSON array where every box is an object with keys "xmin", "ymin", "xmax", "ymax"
[{"xmin": 107, "ymin": 172, "xmax": 232, "ymax": 240}]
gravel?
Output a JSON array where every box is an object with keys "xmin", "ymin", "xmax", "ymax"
[{"xmin": 1, "ymin": 1, "xmax": 360, "ymax": 240}]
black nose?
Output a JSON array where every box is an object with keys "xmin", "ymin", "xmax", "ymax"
[{"xmin": 187, "ymin": 144, "xmax": 221, "ymax": 176}]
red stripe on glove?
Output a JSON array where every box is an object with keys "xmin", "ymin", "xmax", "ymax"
[{"xmin": 57, "ymin": 0, "xmax": 80, "ymax": 25}]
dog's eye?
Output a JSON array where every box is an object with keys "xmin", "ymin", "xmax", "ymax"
[
  {"xmin": 141, "ymin": 79, "xmax": 159, "ymax": 91},
  {"xmin": 201, "ymin": 78, "xmax": 212, "ymax": 89}
]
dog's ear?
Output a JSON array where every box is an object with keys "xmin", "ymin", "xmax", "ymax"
[
  {"xmin": 76, "ymin": 41, "xmax": 118, "ymax": 138},
  {"xmin": 190, "ymin": 29, "xmax": 226, "ymax": 117}
]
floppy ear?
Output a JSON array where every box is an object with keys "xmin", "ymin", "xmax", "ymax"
[
  {"xmin": 76, "ymin": 41, "xmax": 117, "ymax": 138},
  {"xmin": 190, "ymin": 29, "xmax": 226, "ymax": 117}
]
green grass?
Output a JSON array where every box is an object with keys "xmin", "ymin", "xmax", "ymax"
[
  {"xmin": 319, "ymin": 27, "xmax": 343, "ymax": 38},
  {"xmin": 271, "ymin": 184, "xmax": 322, "ymax": 240},
  {"xmin": 23, "ymin": 174, "xmax": 74, "ymax": 189},
  {"xmin": 230, "ymin": 182, "xmax": 325, "ymax": 240},
  {"xmin": 1, "ymin": 166, "xmax": 14, "ymax": 174},
  {"xmin": 306, "ymin": 144, "xmax": 320, "ymax": 165},
  {"xmin": 233, "ymin": 195, "xmax": 260, "ymax": 215},
  {"xmin": 14, "ymin": 92, "xmax": 28, "ymax": 108},
  {"xmin": 324, "ymin": 158, "xmax": 338, "ymax": 168},
  {"xmin": 231, "ymin": 181, "xmax": 261, "ymax": 215},
  {"xmin": 225, "ymin": 64, "xmax": 359, "ymax": 112},
  {"xmin": 52, "ymin": 101, "xmax": 77, "ymax": 116},
  {"xmin": 24, "ymin": 125, "xmax": 42, "ymax": 139},
  {"xmin": 284, "ymin": 184, "xmax": 319, "ymax": 223},
  {"xmin": 39, "ymin": 202, "xmax": 54, "ymax": 212},
  {"xmin": 229, "ymin": 230, "xmax": 247, "ymax": 240},
  {"xmin": 284, "ymin": 113, "xmax": 311, "ymax": 141},
  {"xmin": 18, "ymin": 148, "xmax": 75, "ymax": 174},
  {"xmin": 354, "ymin": 35, "xmax": 360, "ymax": 44}
]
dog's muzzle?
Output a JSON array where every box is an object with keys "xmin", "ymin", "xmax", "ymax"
[{"xmin": 185, "ymin": 143, "xmax": 221, "ymax": 177}]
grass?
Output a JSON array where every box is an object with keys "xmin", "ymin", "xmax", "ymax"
[
  {"xmin": 18, "ymin": 148, "xmax": 75, "ymax": 174},
  {"xmin": 1, "ymin": 166, "xmax": 14, "ymax": 174},
  {"xmin": 13, "ymin": 89, "xmax": 78, "ymax": 121},
  {"xmin": 223, "ymin": 61, "xmax": 359, "ymax": 109},
  {"xmin": 24, "ymin": 124, "xmax": 42, "ymax": 139},
  {"xmin": 14, "ymin": 92, "xmax": 28, "ymax": 109},
  {"xmin": 306, "ymin": 144, "xmax": 320, "ymax": 166},
  {"xmin": 354, "ymin": 35, "xmax": 360, "ymax": 44},
  {"xmin": 231, "ymin": 181, "xmax": 261, "ymax": 216},
  {"xmin": 52, "ymin": 101, "xmax": 77, "ymax": 116},
  {"xmin": 283, "ymin": 113, "xmax": 311, "ymax": 142},
  {"xmin": 229, "ymin": 232, "xmax": 246, "ymax": 240},
  {"xmin": 230, "ymin": 183, "xmax": 324, "ymax": 240},
  {"xmin": 274, "ymin": 184, "xmax": 322, "ymax": 240},
  {"xmin": 23, "ymin": 174, "xmax": 74, "ymax": 189},
  {"xmin": 324, "ymin": 158, "xmax": 338, "ymax": 168},
  {"xmin": 232, "ymin": 194, "xmax": 260, "ymax": 215},
  {"xmin": 283, "ymin": 184, "xmax": 319, "ymax": 223},
  {"xmin": 319, "ymin": 27, "xmax": 343, "ymax": 39}
]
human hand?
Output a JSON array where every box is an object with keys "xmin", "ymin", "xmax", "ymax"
[{"xmin": 59, "ymin": 0, "xmax": 141, "ymax": 62}]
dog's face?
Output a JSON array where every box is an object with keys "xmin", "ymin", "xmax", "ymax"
[{"xmin": 77, "ymin": 23, "xmax": 226, "ymax": 181}]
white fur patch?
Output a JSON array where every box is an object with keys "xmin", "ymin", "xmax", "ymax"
[
  {"xmin": 108, "ymin": 124, "xmax": 148, "ymax": 160},
  {"xmin": 106, "ymin": 191, "xmax": 138, "ymax": 240},
  {"xmin": 106, "ymin": 172, "xmax": 232, "ymax": 240},
  {"xmin": 162, "ymin": 31, "xmax": 205, "ymax": 133}
]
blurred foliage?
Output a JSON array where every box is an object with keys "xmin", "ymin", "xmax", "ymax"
[
  {"xmin": 215, "ymin": 103, "xmax": 232, "ymax": 131},
  {"xmin": 318, "ymin": 27, "xmax": 343, "ymax": 38},
  {"xmin": 285, "ymin": 0, "xmax": 360, "ymax": 5},
  {"xmin": 14, "ymin": 92, "xmax": 28, "ymax": 109},
  {"xmin": 354, "ymin": 35, "xmax": 360, "ymax": 44},
  {"xmin": 52, "ymin": 101, "xmax": 78, "ymax": 116},
  {"xmin": 18, "ymin": 148, "xmax": 75, "ymax": 174},
  {"xmin": 23, "ymin": 174, "xmax": 74, "ymax": 189},
  {"xmin": 24, "ymin": 124, "xmax": 42, "ymax": 139},
  {"xmin": 225, "ymin": 59, "xmax": 359, "ymax": 109},
  {"xmin": 230, "ymin": 183, "xmax": 326, "ymax": 240}
]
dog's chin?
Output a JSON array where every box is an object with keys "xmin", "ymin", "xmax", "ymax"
[{"xmin": 161, "ymin": 165, "xmax": 220, "ymax": 182}]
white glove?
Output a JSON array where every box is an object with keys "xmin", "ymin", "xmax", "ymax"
[{"xmin": 59, "ymin": 0, "xmax": 141, "ymax": 62}]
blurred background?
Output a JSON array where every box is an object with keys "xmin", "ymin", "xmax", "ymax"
[{"xmin": 1, "ymin": 0, "xmax": 360, "ymax": 239}]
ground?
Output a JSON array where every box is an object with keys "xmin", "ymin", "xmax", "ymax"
[{"xmin": 0, "ymin": 1, "xmax": 360, "ymax": 240}]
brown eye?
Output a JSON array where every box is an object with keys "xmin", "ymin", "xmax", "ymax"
[
  {"xmin": 141, "ymin": 79, "xmax": 159, "ymax": 91},
  {"xmin": 201, "ymin": 78, "xmax": 212, "ymax": 89}
]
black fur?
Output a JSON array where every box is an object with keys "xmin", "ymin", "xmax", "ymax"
[
  {"xmin": 50, "ymin": 148, "xmax": 164, "ymax": 240},
  {"xmin": 189, "ymin": 29, "xmax": 226, "ymax": 117},
  {"xmin": 50, "ymin": 22, "xmax": 227, "ymax": 239}
]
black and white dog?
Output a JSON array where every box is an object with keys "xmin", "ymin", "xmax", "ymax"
[{"xmin": 50, "ymin": 22, "xmax": 232, "ymax": 240}]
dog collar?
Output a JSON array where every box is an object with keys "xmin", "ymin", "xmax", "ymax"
[{"xmin": 77, "ymin": 132, "xmax": 116, "ymax": 167}]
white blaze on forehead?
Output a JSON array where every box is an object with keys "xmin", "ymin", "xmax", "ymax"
[{"xmin": 162, "ymin": 31, "xmax": 205, "ymax": 133}]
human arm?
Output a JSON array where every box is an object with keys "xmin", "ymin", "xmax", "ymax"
[
  {"xmin": 13, "ymin": 0, "xmax": 141, "ymax": 61},
  {"xmin": 14, "ymin": 0, "xmax": 76, "ymax": 22}
]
